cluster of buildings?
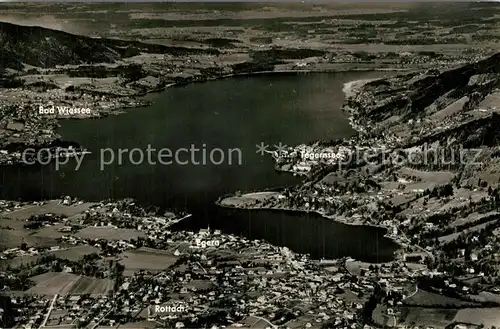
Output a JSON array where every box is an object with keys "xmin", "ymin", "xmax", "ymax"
[
  {"xmin": 0, "ymin": 104, "xmax": 59, "ymax": 164},
  {"xmin": 2, "ymin": 197, "xmax": 409, "ymax": 329}
]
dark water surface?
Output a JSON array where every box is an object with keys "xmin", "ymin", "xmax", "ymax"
[{"xmin": 1, "ymin": 71, "xmax": 399, "ymax": 262}]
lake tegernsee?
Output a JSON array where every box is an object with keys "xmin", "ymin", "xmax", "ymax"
[{"xmin": 0, "ymin": 71, "xmax": 400, "ymax": 262}]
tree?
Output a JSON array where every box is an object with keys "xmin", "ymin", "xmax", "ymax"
[
  {"xmin": 0, "ymin": 295, "xmax": 17, "ymax": 328},
  {"xmin": 51, "ymin": 260, "xmax": 62, "ymax": 272}
]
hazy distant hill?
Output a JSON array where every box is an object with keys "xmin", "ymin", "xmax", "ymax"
[
  {"xmin": 0, "ymin": 21, "xmax": 219, "ymax": 71},
  {"xmin": 0, "ymin": 21, "xmax": 122, "ymax": 70},
  {"xmin": 341, "ymin": 50, "xmax": 500, "ymax": 152},
  {"xmin": 349, "ymin": 52, "xmax": 500, "ymax": 124}
]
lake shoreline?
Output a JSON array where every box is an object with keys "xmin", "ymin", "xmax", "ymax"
[
  {"xmin": 214, "ymin": 72, "xmax": 406, "ymax": 261},
  {"xmin": 140, "ymin": 67, "xmax": 408, "ymax": 96},
  {"xmin": 215, "ymin": 192, "xmax": 405, "ymax": 250}
]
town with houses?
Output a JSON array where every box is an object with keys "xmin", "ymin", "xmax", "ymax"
[{"xmin": 0, "ymin": 197, "xmax": 415, "ymax": 329}]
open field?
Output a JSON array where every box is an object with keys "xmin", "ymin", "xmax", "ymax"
[
  {"xmin": 119, "ymin": 247, "xmax": 178, "ymax": 276},
  {"xmin": 0, "ymin": 228, "xmax": 58, "ymax": 250},
  {"xmin": 44, "ymin": 325, "xmax": 74, "ymax": 329},
  {"xmin": 450, "ymin": 210, "xmax": 500, "ymax": 228},
  {"xmin": 381, "ymin": 168, "xmax": 455, "ymax": 192},
  {"xmin": 401, "ymin": 188, "xmax": 489, "ymax": 219},
  {"xmin": 470, "ymin": 292, "xmax": 500, "ymax": 304},
  {"xmin": 26, "ymin": 272, "xmax": 113, "ymax": 296},
  {"xmin": 403, "ymin": 289, "xmax": 474, "ymax": 307},
  {"xmin": 345, "ymin": 259, "xmax": 426, "ymax": 277},
  {"xmin": 49, "ymin": 245, "xmax": 100, "ymax": 261},
  {"xmin": 6, "ymin": 245, "xmax": 105, "ymax": 268},
  {"xmin": 75, "ymin": 226, "xmax": 146, "ymax": 240},
  {"xmin": 399, "ymin": 307, "xmax": 457, "ymax": 329},
  {"xmin": 1, "ymin": 201, "xmax": 96, "ymax": 220},
  {"xmin": 219, "ymin": 192, "xmax": 279, "ymax": 208},
  {"xmin": 117, "ymin": 321, "xmax": 156, "ymax": 329},
  {"xmin": 399, "ymin": 168, "xmax": 455, "ymax": 192},
  {"xmin": 30, "ymin": 223, "xmax": 67, "ymax": 240},
  {"xmin": 453, "ymin": 307, "xmax": 500, "ymax": 327},
  {"xmin": 438, "ymin": 219, "xmax": 499, "ymax": 243},
  {"xmin": 0, "ymin": 202, "xmax": 97, "ymax": 250}
]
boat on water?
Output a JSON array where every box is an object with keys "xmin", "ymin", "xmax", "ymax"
[
  {"xmin": 52, "ymin": 147, "xmax": 92, "ymax": 158},
  {"xmin": 165, "ymin": 213, "xmax": 193, "ymax": 227}
]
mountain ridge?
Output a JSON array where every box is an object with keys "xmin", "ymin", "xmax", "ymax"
[
  {"xmin": 0, "ymin": 21, "xmax": 219, "ymax": 71},
  {"xmin": 347, "ymin": 51, "xmax": 500, "ymax": 129}
]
